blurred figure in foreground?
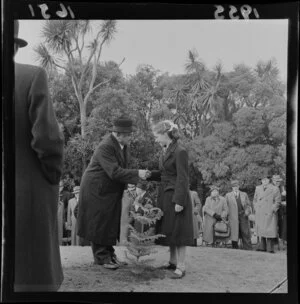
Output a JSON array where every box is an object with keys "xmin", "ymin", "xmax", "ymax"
[{"xmin": 14, "ymin": 20, "xmax": 64, "ymax": 291}]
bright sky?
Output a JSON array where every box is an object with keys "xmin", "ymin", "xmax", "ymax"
[{"xmin": 15, "ymin": 19, "xmax": 288, "ymax": 82}]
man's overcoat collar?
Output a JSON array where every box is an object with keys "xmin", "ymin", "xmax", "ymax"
[{"xmin": 109, "ymin": 134, "xmax": 127, "ymax": 167}]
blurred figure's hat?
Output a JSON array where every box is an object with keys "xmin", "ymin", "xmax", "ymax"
[{"xmin": 14, "ymin": 20, "xmax": 28, "ymax": 48}]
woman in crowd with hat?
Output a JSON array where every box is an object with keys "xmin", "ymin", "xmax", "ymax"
[
  {"xmin": 66, "ymin": 186, "xmax": 81, "ymax": 246},
  {"xmin": 13, "ymin": 20, "xmax": 64, "ymax": 291},
  {"xmin": 77, "ymin": 115, "xmax": 149, "ymax": 269},
  {"xmin": 147, "ymin": 120, "xmax": 194, "ymax": 279},
  {"xmin": 202, "ymin": 186, "xmax": 228, "ymax": 246},
  {"xmin": 225, "ymin": 180, "xmax": 252, "ymax": 250},
  {"xmin": 253, "ymin": 174, "xmax": 281, "ymax": 253}
]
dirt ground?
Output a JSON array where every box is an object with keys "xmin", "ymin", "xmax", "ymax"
[{"xmin": 58, "ymin": 242, "xmax": 287, "ymax": 293}]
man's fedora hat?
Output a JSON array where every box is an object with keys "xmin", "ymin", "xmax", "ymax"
[
  {"xmin": 209, "ymin": 185, "xmax": 220, "ymax": 191},
  {"xmin": 231, "ymin": 180, "xmax": 240, "ymax": 187},
  {"xmin": 260, "ymin": 174, "xmax": 271, "ymax": 180},
  {"xmin": 127, "ymin": 184, "xmax": 136, "ymax": 191},
  {"xmin": 272, "ymin": 175, "xmax": 283, "ymax": 182},
  {"xmin": 73, "ymin": 186, "xmax": 80, "ymax": 194},
  {"xmin": 111, "ymin": 116, "xmax": 134, "ymax": 133},
  {"xmin": 14, "ymin": 20, "xmax": 28, "ymax": 48}
]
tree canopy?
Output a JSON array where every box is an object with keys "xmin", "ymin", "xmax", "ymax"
[{"xmin": 43, "ymin": 33, "xmax": 286, "ymax": 200}]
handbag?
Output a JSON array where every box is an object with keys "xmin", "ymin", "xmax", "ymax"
[
  {"xmin": 214, "ymin": 220, "xmax": 230, "ymax": 238},
  {"xmin": 214, "ymin": 221, "xmax": 228, "ymax": 233}
]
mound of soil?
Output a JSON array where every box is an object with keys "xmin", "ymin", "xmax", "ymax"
[{"xmin": 59, "ymin": 244, "xmax": 287, "ymax": 293}]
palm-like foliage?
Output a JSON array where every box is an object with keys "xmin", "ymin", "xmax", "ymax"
[
  {"xmin": 34, "ymin": 20, "xmax": 119, "ymax": 172},
  {"xmin": 167, "ymin": 83, "xmax": 189, "ymax": 111},
  {"xmin": 41, "ymin": 20, "xmax": 73, "ymax": 53},
  {"xmin": 34, "ymin": 43, "xmax": 56, "ymax": 71},
  {"xmin": 185, "ymin": 49, "xmax": 205, "ymax": 74},
  {"xmin": 172, "ymin": 50, "xmax": 225, "ymax": 137},
  {"xmin": 99, "ymin": 20, "xmax": 117, "ymax": 44}
]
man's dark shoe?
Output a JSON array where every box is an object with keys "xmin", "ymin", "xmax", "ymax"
[
  {"xmin": 102, "ymin": 261, "xmax": 119, "ymax": 270},
  {"xmin": 111, "ymin": 255, "xmax": 128, "ymax": 266},
  {"xmin": 94, "ymin": 258, "xmax": 119, "ymax": 269},
  {"xmin": 256, "ymin": 248, "xmax": 266, "ymax": 252}
]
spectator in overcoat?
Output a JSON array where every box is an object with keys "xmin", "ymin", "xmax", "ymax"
[
  {"xmin": 77, "ymin": 116, "xmax": 149, "ymax": 269},
  {"xmin": 66, "ymin": 186, "xmax": 80, "ymax": 245},
  {"xmin": 253, "ymin": 175, "xmax": 281, "ymax": 253},
  {"xmin": 202, "ymin": 186, "xmax": 228, "ymax": 245},
  {"xmin": 147, "ymin": 120, "xmax": 194, "ymax": 279},
  {"xmin": 189, "ymin": 188, "xmax": 202, "ymax": 246},
  {"xmin": 272, "ymin": 175, "xmax": 287, "ymax": 245},
  {"xmin": 119, "ymin": 184, "xmax": 137, "ymax": 244},
  {"xmin": 57, "ymin": 181, "xmax": 64, "ymax": 246},
  {"xmin": 225, "ymin": 180, "xmax": 252, "ymax": 250},
  {"xmin": 14, "ymin": 20, "xmax": 64, "ymax": 292}
]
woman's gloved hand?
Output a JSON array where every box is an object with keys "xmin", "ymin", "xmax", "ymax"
[{"xmin": 213, "ymin": 213, "xmax": 222, "ymax": 221}]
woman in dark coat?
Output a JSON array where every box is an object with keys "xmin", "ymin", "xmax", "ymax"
[
  {"xmin": 14, "ymin": 20, "xmax": 64, "ymax": 292},
  {"xmin": 148, "ymin": 120, "xmax": 194, "ymax": 279}
]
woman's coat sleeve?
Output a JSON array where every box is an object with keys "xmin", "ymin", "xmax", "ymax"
[{"xmin": 172, "ymin": 149, "xmax": 189, "ymax": 207}]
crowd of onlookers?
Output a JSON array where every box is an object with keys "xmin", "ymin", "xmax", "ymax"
[{"xmin": 59, "ymin": 173, "xmax": 286, "ymax": 253}]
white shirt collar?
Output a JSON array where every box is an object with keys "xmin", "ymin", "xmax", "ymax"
[{"xmin": 112, "ymin": 133, "xmax": 124, "ymax": 150}]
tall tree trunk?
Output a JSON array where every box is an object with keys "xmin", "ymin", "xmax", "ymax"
[{"xmin": 80, "ymin": 102, "xmax": 88, "ymax": 172}]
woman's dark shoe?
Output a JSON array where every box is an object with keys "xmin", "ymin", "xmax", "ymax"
[
  {"xmin": 171, "ymin": 268, "xmax": 186, "ymax": 279},
  {"xmin": 158, "ymin": 262, "xmax": 177, "ymax": 270}
]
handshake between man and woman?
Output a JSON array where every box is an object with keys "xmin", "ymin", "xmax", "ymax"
[{"xmin": 137, "ymin": 169, "xmax": 152, "ymax": 180}]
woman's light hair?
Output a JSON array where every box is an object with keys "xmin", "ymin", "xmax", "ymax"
[{"xmin": 152, "ymin": 120, "xmax": 180, "ymax": 140}]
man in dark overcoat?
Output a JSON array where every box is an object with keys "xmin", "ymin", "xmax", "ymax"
[
  {"xmin": 272, "ymin": 175, "xmax": 287, "ymax": 248},
  {"xmin": 14, "ymin": 20, "xmax": 64, "ymax": 291},
  {"xmin": 77, "ymin": 116, "xmax": 149, "ymax": 269}
]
